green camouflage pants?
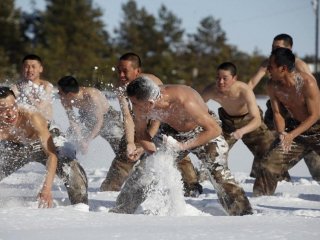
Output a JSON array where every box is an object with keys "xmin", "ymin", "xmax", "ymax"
[
  {"xmin": 100, "ymin": 133, "xmax": 201, "ymax": 194},
  {"xmin": 218, "ymin": 107, "xmax": 275, "ymax": 178},
  {"xmin": 253, "ymin": 119, "xmax": 320, "ymax": 196},
  {"xmin": 264, "ymin": 99, "xmax": 320, "ymax": 181},
  {"xmin": 111, "ymin": 122, "xmax": 252, "ymax": 216},
  {"xmin": 82, "ymin": 108, "xmax": 200, "ymax": 193}
]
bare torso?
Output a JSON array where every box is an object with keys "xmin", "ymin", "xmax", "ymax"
[
  {"xmin": 208, "ymin": 81, "xmax": 251, "ymax": 116},
  {"xmin": 65, "ymin": 87, "xmax": 109, "ymax": 115},
  {"xmin": 0, "ymin": 109, "xmax": 39, "ymax": 143},
  {"xmin": 270, "ymin": 72, "xmax": 320, "ymax": 122},
  {"xmin": 148, "ymin": 85, "xmax": 209, "ymax": 132},
  {"xmin": 12, "ymin": 79, "xmax": 54, "ymax": 121}
]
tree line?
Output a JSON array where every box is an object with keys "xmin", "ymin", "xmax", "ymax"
[{"xmin": 1, "ymin": 0, "xmax": 278, "ymax": 94}]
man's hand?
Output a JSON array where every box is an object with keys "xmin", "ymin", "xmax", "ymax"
[
  {"xmin": 279, "ymin": 132, "xmax": 293, "ymax": 153},
  {"xmin": 127, "ymin": 143, "xmax": 144, "ymax": 162},
  {"xmin": 38, "ymin": 186, "xmax": 53, "ymax": 208},
  {"xmin": 231, "ymin": 129, "xmax": 244, "ymax": 140}
]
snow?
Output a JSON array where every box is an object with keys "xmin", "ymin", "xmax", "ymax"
[{"xmin": 0, "ymin": 95, "xmax": 319, "ymax": 240}]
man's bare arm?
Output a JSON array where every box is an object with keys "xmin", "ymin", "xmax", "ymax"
[
  {"xmin": 232, "ymin": 86, "xmax": 261, "ymax": 139},
  {"xmin": 84, "ymin": 94, "xmax": 108, "ymax": 141},
  {"xmin": 31, "ymin": 112, "xmax": 58, "ymax": 208},
  {"xmin": 61, "ymin": 98, "xmax": 82, "ymax": 139},
  {"xmin": 267, "ymin": 83, "xmax": 285, "ymax": 134},
  {"xmin": 181, "ymin": 101, "xmax": 221, "ymax": 151},
  {"xmin": 133, "ymin": 111, "xmax": 156, "ymax": 154},
  {"xmin": 247, "ymin": 59, "xmax": 268, "ymax": 90}
]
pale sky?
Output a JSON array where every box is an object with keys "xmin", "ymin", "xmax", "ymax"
[{"xmin": 16, "ymin": 0, "xmax": 317, "ymax": 58}]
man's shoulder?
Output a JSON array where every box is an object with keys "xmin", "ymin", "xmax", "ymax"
[
  {"xmin": 234, "ymin": 81, "xmax": 255, "ymax": 93},
  {"xmin": 140, "ymin": 73, "xmax": 163, "ymax": 85},
  {"xmin": 298, "ymin": 72, "xmax": 318, "ymax": 88},
  {"xmin": 39, "ymin": 79, "xmax": 53, "ymax": 88}
]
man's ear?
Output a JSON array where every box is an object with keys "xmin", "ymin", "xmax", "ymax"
[
  {"xmin": 148, "ymin": 99, "xmax": 155, "ymax": 106},
  {"xmin": 281, "ymin": 65, "xmax": 288, "ymax": 72}
]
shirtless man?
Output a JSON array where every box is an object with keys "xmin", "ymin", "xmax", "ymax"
[
  {"xmin": 110, "ymin": 77, "xmax": 252, "ymax": 216},
  {"xmin": 0, "ymin": 87, "xmax": 88, "ymax": 207},
  {"xmin": 248, "ymin": 33, "xmax": 313, "ymax": 89},
  {"xmin": 10, "ymin": 54, "xmax": 69, "ymax": 145},
  {"xmin": 100, "ymin": 53, "xmax": 202, "ymax": 197},
  {"xmin": 202, "ymin": 62, "xmax": 275, "ymax": 177},
  {"xmin": 57, "ymin": 76, "xmax": 123, "ymax": 155},
  {"xmin": 11, "ymin": 54, "xmax": 54, "ymax": 121},
  {"xmin": 253, "ymin": 48, "xmax": 320, "ymax": 196},
  {"xmin": 248, "ymin": 34, "xmax": 320, "ymax": 181}
]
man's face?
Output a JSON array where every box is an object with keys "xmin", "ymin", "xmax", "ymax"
[
  {"xmin": 22, "ymin": 60, "xmax": 43, "ymax": 82},
  {"xmin": 272, "ymin": 40, "xmax": 291, "ymax": 51},
  {"xmin": 0, "ymin": 95, "xmax": 19, "ymax": 126},
  {"xmin": 216, "ymin": 69, "xmax": 236, "ymax": 93},
  {"xmin": 117, "ymin": 60, "xmax": 140, "ymax": 86},
  {"xmin": 267, "ymin": 56, "xmax": 284, "ymax": 81},
  {"xmin": 58, "ymin": 87, "xmax": 77, "ymax": 102},
  {"xmin": 129, "ymin": 96, "xmax": 153, "ymax": 113}
]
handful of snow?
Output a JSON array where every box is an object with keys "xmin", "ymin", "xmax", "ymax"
[{"xmin": 162, "ymin": 135, "xmax": 181, "ymax": 151}]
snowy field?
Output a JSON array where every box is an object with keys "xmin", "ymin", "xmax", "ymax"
[{"xmin": 0, "ymin": 95, "xmax": 319, "ymax": 240}]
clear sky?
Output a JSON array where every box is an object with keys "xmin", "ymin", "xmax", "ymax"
[{"xmin": 16, "ymin": 0, "xmax": 318, "ymax": 58}]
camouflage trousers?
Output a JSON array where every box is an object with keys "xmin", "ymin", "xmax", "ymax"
[
  {"xmin": 100, "ymin": 133, "xmax": 201, "ymax": 194},
  {"xmin": 71, "ymin": 106, "xmax": 128, "ymax": 192},
  {"xmin": 253, "ymin": 119, "xmax": 320, "ymax": 196},
  {"xmin": 218, "ymin": 107, "xmax": 275, "ymax": 178},
  {"xmin": 110, "ymin": 123, "xmax": 252, "ymax": 216},
  {"xmin": 0, "ymin": 130, "xmax": 88, "ymax": 205},
  {"xmin": 263, "ymin": 99, "xmax": 320, "ymax": 181}
]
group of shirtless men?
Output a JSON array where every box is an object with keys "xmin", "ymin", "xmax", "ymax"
[{"xmin": 0, "ymin": 33, "xmax": 319, "ymax": 216}]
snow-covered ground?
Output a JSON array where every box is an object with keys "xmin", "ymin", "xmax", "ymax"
[{"xmin": 0, "ymin": 96, "xmax": 319, "ymax": 240}]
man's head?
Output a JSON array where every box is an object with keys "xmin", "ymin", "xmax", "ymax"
[
  {"xmin": 21, "ymin": 54, "xmax": 44, "ymax": 82},
  {"xmin": 57, "ymin": 76, "xmax": 80, "ymax": 94},
  {"xmin": 216, "ymin": 62, "xmax": 237, "ymax": 92},
  {"xmin": 117, "ymin": 52, "xmax": 142, "ymax": 86},
  {"xmin": 0, "ymin": 87, "xmax": 18, "ymax": 126},
  {"xmin": 126, "ymin": 77, "xmax": 160, "ymax": 110},
  {"xmin": 268, "ymin": 47, "xmax": 295, "ymax": 80},
  {"xmin": 272, "ymin": 33, "xmax": 293, "ymax": 51}
]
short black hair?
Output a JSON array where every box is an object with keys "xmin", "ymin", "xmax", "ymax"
[
  {"xmin": 270, "ymin": 47, "xmax": 295, "ymax": 72},
  {"xmin": 273, "ymin": 33, "xmax": 293, "ymax": 48},
  {"xmin": 217, "ymin": 62, "xmax": 237, "ymax": 76},
  {"xmin": 57, "ymin": 76, "xmax": 80, "ymax": 93},
  {"xmin": 0, "ymin": 86, "xmax": 16, "ymax": 99},
  {"xmin": 119, "ymin": 52, "xmax": 142, "ymax": 68},
  {"xmin": 22, "ymin": 54, "xmax": 43, "ymax": 65}
]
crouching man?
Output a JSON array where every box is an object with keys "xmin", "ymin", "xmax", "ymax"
[
  {"xmin": 0, "ymin": 87, "xmax": 88, "ymax": 207},
  {"xmin": 109, "ymin": 77, "xmax": 252, "ymax": 216}
]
